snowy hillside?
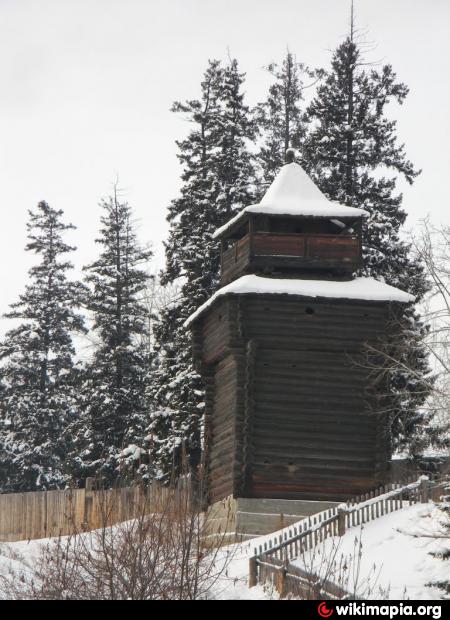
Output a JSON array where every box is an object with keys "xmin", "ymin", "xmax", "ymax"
[
  {"xmin": 291, "ymin": 503, "xmax": 450, "ymax": 600},
  {"xmin": 0, "ymin": 503, "xmax": 448, "ymax": 600}
]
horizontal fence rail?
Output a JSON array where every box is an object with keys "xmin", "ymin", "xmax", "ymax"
[
  {"xmin": 256, "ymin": 555, "xmax": 350, "ymax": 600},
  {"xmin": 249, "ymin": 476, "xmax": 447, "ymax": 599}
]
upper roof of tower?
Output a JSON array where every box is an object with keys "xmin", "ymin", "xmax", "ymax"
[{"xmin": 213, "ymin": 162, "xmax": 367, "ymax": 240}]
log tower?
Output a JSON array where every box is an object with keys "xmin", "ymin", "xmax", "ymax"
[{"xmin": 186, "ymin": 157, "xmax": 413, "ymax": 520}]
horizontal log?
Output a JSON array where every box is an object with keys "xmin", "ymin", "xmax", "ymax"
[
  {"xmin": 240, "ymin": 296, "xmax": 390, "ymax": 313},
  {"xmin": 244, "ymin": 327, "xmax": 387, "ymax": 345},
  {"xmin": 250, "ymin": 479, "xmax": 378, "ymax": 501},
  {"xmin": 209, "ymin": 481, "xmax": 234, "ymax": 503},
  {"xmin": 252, "ymin": 434, "xmax": 377, "ymax": 454},
  {"xmin": 251, "ymin": 474, "xmax": 379, "ymax": 490},
  {"xmin": 253, "ymin": 375, "xmax": 369, "ymax": 394},
  {"xmin": 251, "ymin": 450, "xmax": 376, "ymax": 466},
  {"xmin": 256, "ymin": 352, "xmax": 369, "ymax": 368},
  {"xmin": 253, "ymin": 403, "xmax": 375, "ymax": 421},
  {"xmin": 209, "ymin": 442, "xmax": 236, "ymax": 465},
  {"xmin": 254, "ymin": 390, "xmax": 369, "ymax": 410},
  {"xmin": 241, "ymin": 306, "xmax": 387, "ymax": 323}
]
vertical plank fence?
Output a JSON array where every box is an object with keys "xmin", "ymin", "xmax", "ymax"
[{"xmin": 0, "ymin": 479, "xmax": 187, "ymax": 543}]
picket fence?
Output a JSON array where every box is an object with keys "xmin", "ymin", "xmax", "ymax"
[{"xmin": 248, "ymin": 476, "xmax": 447, "ymax": 599}]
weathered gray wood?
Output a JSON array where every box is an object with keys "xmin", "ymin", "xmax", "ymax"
[
  {"xmin": 0, "ymin": 484, "xmax": 171, "ymax": 543},
  {"xmin": 248, "ymin": 556, "xmax": 258, "ymax": 588},
  {"xmin": 420, "ymin": 477, "xmax": 429, "ymax": 503},
  {"xmin": 237, "ymin": 497, "xmax": 339, "ymax": 516},
  {"xmin": 193, "ymin": 282, "xmax": 398, "ymax": 503}
]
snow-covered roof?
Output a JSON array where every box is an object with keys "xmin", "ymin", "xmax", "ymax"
[
  {"xmin": 213, "ymin": 163, "xmax": 367, "ymax": 240},
  {"xmin": 185, "ymin": 275, "xmax": 414, "ymax": 327}
]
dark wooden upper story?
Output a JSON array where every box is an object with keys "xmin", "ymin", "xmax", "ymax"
[{"xmin": 219, "ymin": 213, "xmax": 362, "ymax": 285}]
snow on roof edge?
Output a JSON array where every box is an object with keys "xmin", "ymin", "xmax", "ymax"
[
  {"xmin": 185, "ymin": 275, "xmax": 415, "ymax": 327},
  {"xmin": 212, "ymin": 203, "xmax": 367, "ymax": 239}
]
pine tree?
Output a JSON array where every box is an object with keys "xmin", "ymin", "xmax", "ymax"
[
  {"xmin": 0, "ymin": 201, "xmax": 85, "ymax": 492},
  {"xmin": 303, "ymin": 26, "xmax": 432, "ymax": 454},
  {"xmin": 71, "ymin": 188, "xmax": 153, "ymax": 485},
  {"xmin": 256, "ymin": 51, "xmax": 320, "ymax": 184},
  {"xmin": 150, "ymin": 58, "xmax": 256, "ymax": 478}
]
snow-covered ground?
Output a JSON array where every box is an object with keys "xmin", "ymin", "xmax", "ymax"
[
  {"xmin": 0, "ymin": 503, "xmax": 447, "ymax": 600},
  {"xmin": 292, "ymin": 503, "xmax": 449, "ymax": 600},
  {"xmin": 208, "ymin": 541, "xmax": 273, "ymax": 600},
  {"xmin": 0, "ymin": 526, "xmax": 271, "ymax": 601}
]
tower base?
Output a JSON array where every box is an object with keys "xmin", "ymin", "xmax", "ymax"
[{"xmin": 205, "ymin": 495, "xmax": 339, "ymax": 542}]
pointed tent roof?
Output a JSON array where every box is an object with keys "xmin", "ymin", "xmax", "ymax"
[{"xmin": 213, "ymin": 162, "xmax": 367, "ymax": 240}]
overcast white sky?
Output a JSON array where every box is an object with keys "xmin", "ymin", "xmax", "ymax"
[{"xmin": 1, "ymin": 0, "xmax": 449, "ymax": 333}]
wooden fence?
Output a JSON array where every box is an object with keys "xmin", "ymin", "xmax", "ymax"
[
  {"xmin": 248, "ymin": 476, "xmax": 447, "ymax": 599},
  {"xmin": 0, "ymin": 479, "xmax": 180, "ymax": 543}
]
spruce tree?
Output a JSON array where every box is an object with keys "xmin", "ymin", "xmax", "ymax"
[
  {"xmin": 71, "ymin": 188, "xmax": 153, "ymax": 485},
  {"xmin": 0, "ymin": 201, "xmax": 85, "ymax": 492},
  {"xmin": 256, "ymin": 51, "xmax": 319, "ymax": 184},
  {"xmin": 150, "ymin": 58, "xmax": 256, "ymax": 478},
  {"xmin": 303, "ymin": 30, "xmax": 432, "ymax": 454}
]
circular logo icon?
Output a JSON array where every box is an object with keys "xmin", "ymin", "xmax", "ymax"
[{"xmin": 318, "ymin": 602, "xmax": 334, "ymax": 618}]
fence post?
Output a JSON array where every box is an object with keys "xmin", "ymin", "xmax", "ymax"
[
  {"xmin": 43, "ymin": 490, "xmax": 48, "ymax": 539},
  {"xmin": 83, "ymin": 477, "xmax": 95, "ymax": 530},
  {"xmin": 275, "ymin": 565, "xmax": 287, "ymax": 598},
  {"xmin": 429, "ymin": 480, "xmax": 438, "ymax": 502},
  {"xmin": 420, "ymin": 477, "xmax": 429, "ymax": 504},
  {"xmin": 248, "ymin": 556, "xmax": 258, "ymax": 588},
  {"xmin": 312, "ymin": 581, "xmax": 322, "ymax": 600},
  {"xmin": 338, "ymin": 507, "xmax": 346, "ymax": 536}
]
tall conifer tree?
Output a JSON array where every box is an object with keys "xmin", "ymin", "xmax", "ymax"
[
  {"xmin": 303, "ymin": 18, "xmax": 432, "ymax": 453},
  {"xmin": 150, "ymin": 58, "xmax": 256, "ymax": 478},
  {"xmin": 256, "ymin": 51, "xmax": 319, "ymax": 184},
  {"xmin": 0, "ymin": 201, "xmax": 85, "ymax": 492},
  {"xmin": 71, "ymin": 189, "xmax": 153, "ymax": 485}
]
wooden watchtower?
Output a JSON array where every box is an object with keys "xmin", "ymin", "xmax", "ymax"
[{"xmin": 186, "ymin": 159, "xmax": 413, "ymax": 513}]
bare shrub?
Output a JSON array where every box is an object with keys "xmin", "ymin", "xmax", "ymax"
[
  {"xmin": 255, "ymin": 529, "xmax": 387, "ymax": 600},
  {"xmin": 291, "ymin": 529, "xmax": 387, "ymax": 599},
  {"xmin": 358, "ymin": 219, "xmax": 450, "ymax": 455},
  {"xmin": 0, "ymin": 481, "xmax": 235, "ymax": 600}
]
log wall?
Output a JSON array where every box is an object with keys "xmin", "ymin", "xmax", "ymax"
[
  {"xmin": 208, "ymin": 355, "xmax": 238, "ymax": 502},
  {"xmin": 220, "ymin": 231, "xmax": 361, "ymax": 285},
  {"xmin": 195, "ymin": 293, "xmax": 396, "ymax": 503}
]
